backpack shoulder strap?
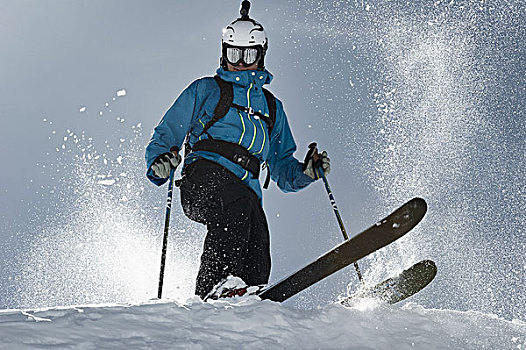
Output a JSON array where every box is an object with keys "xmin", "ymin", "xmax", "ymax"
[
  {"xmin": 213, "ymin": 75, "xmax": 233, "ymax": 119},
  {"xmin": 200, "ymin": 75, "xmax": 234, "ymax": 137}
]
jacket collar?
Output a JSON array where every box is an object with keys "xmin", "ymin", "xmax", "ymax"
[{"xmin": 216, "ymin": 66, "xmax": 273, "ymax": 89}]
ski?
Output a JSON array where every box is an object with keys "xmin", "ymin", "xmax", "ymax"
[
  {"xmin": 258, "ymin": 197, "xmax": 427, "ymax": 302},
  {"xmin": 340, "ymin": 259, "xmax": 437, "ymax": 307}
]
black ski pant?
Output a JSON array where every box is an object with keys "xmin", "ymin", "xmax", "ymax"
[{"xmin": 179, "ymin": 159, "xmax": 271, "ymax": 299}]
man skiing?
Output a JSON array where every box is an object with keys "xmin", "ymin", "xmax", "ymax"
[{"xmin": 145, "ymin": 2, "xmax": 330, "ymax": 299}]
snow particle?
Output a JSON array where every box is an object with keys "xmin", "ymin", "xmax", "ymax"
[
  {"xmin": 117, "ymin": 89, "xmax": 127, "ymax": 97},
  {"xmin": 79, "ymin": 107, "xmax": 87, "ymax": 113},
  {"xmin": 97, "ymin": 179, "xmax": 115, "ymax": 186}
]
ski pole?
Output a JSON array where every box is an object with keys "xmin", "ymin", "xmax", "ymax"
[
  {"xmin": 157, "ymin": 166, "xmax": 176, "ymax": 299},
  {"xmin": 309, "ymin": 142, "xmax": 364, "ymax": 283}
]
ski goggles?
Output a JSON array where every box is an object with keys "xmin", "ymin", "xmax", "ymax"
[{"xmin": 223, "ymin": 45, "xmax": 262, "ymax": 66}]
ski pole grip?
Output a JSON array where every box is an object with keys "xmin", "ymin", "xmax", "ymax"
[
  {"xmin": 308, "ymin": 142, "xmax": 322, "ymax": 168},
  {"xmin": 312, "ymin": 149, "xmax": 320, "ymax": 164},
  {"xmin": 307, "ymin": 142, "xmax": 318, "ymax": 159}
]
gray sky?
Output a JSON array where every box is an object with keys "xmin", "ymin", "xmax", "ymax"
[{"xmin": 1, "ymin": 1, "xmax": 524, "ymax": 320}]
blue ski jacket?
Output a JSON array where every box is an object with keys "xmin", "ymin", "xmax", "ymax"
[{"xmin": 145, "ymin": 67, "xmax": 314, "ymax": 200}]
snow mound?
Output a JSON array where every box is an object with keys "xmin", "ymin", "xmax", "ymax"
[{"xmin": 1, "ymin": 299, "xmax": 524, "ymax": 349}]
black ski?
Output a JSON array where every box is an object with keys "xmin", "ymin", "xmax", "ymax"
[
  {"xmin": 258, "ymin": 197, "xmax": 427, "ymax": 302},
  {"xmin": 340, "ymin": 259, "xmax": 437, "ymax": 307}
]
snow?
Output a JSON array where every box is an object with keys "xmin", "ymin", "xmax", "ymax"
[
  {"xmin": 1, "ymin": 298, "xmax": 524, "ymax": 349},
  {"xmin": 97, "ymin": 179, "xmax": 116, "ymax": 186}
]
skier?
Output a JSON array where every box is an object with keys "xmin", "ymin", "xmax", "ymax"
[{"xmin": 145, "ymin": 2, "xmax": 330, "ymax": 299}]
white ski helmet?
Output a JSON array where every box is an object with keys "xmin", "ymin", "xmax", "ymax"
[
  {"xmin": 222, "ymin": 19, "xmax": 267, "ymax": 47},
  {"xmin": 221, "ymin": 18, "xmax": 268, "ymax": 69}
]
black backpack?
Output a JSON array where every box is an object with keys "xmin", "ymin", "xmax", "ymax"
[{"xmin": 189, "ymin": 75, "xmax": 278, "ymax": 189}]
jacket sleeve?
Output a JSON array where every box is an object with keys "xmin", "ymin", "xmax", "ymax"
[
  {"xmin": 267, "ymin": 99, "xmax": 315, "ymax": 192},
  {"xmin": 145, "ymin": 80, "xmax": 201, "ymax": 186}
]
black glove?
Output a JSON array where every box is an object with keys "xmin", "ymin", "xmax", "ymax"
[
  {"xmin": 151, "ymin": 151, "xmax": 181, "ymax": 179},
  {"xmin": 303, "ymin": 143, "xmax": 331, "ymax": 180}
]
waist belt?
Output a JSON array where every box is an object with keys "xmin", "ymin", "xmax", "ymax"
[{"xmin": 190, "ymin": 139, "xmax": 260, "ymax": 178}]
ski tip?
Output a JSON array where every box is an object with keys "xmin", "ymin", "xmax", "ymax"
[
  {"xmin": 407, "ymin": 197, "xmax": 427, "ymax": 217},
  {"xmin": 419, "ymin": 259, "xmax": 437, "ymax": 278},
  {"xmin": 411, "ymin": 197, "xmax": 427, "ymax": 208},
  {"xmin": 420, "ymin": 259, "xmax": 436, "ymax": 267}
]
